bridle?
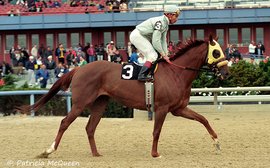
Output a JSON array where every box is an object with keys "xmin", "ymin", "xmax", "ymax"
[
  {"xmin": 166, "ymin": 40, "xmax": 228, "ymax": 75},
  {"xmin": 166, "ymin": 59, "xmax": 209, "ymax": 72}
]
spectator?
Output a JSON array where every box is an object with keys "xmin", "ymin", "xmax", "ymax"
[
  {"xmin": 0, "ymin": 0, "xmax": 5, "ymax": 5},
  {"xmin": 231, "ymin": 46, "xmax": 241, "ymax": 60},
  {"xmin": 87, "ymin": 44, "xmax": 96, "ymax": 63},
  {"xmin": 168, "ymin": 41, "xmax": 175, "ymax": 56},
  {"xmin": 45, "ymin": 55, "xmax": 56, "ymax": 84},
  {"xmin": 47, "ymin": 0, "xmax": 53, "ymax": 8},
  {"xmin": 224, "ymin": 44, "xmax": 233, "ymax": 60},
  {"xmin": 96, "ymin": 43, "xmax": 105, "ymax": 61},
  {"xmin": 112, "ymin": 1, "xmax": 119, "ymax": 13},
  {"xmin": 97, "ymin": 2, "xmax": 105, "ymax": 10},
  {"xmin": 78, "ymin": 56, "xmax": 87, "ymax": 67},
  {"xmin": 112, "ymin": 47, "xmax": 122, "ymax": 64},
  {"xmin": 82, "ymin": 42, "xmax": 90, "ymax": 55},
  {"xmin": 89, "ymin": 0, "xmax": 96, "ymax": 6},
  {"xmin": 36, "ymin": 64, "xmax": 49, "ymax": 88},
  {"xmin": 138, "ymin": 53, "xmax": 146, "ymax": 65},
  {"xmin": 44, "ymin": 46, "xmax": 53, "ymax": 59},
  {"xmin": 55, "ymin": 63, "xmax": 69, "ymax": 80},
  {"xmin": 0, "ymin": 61, "xmax": 13, "ymax": 78},
  {"xmin": 257, "ymin": 42, "xmax": 265, "ymax": 56},
  {"xmin": 41, "ymin": 0, "xmax": 47, "ymax": 8},
  {"xmin": 38, "ymin": 44, "xmax": 46, "ymax": 60},
  {"xmin": 25, "ymin": 56, "xmax": 36, "ymax": 86},
  {"xmin": 85, "ymin": 8, "xmax": 89, "ymax": 14},
  {"xmin": 52, "ymin": 0, "xmax": 61, "ymax": 8},
  {"xmin": 106, "ymin": 2, "xmax": 113, "ymax": 13},
  {"xmin": 249, "ymin": 57, "xmax": 256, "ymax": 65},
  {"xmin": 7, "ymin": 9, "xmax": 18, "ymax": 17},
  {"xmin": 31, "ymin": 44, "xmax": 38, "ymax": 59},
  {"xmin": 119, "ymin": 0, "xmax": 128, "ymax": 13},
  {"xmin": 35, "ymin": 0, "xmax": 44, "ymax": 12},
  {"xmin": 126, "ymin": 42, "xmax": 132, "ymax": 59},
  {"xmin": 248, "ymin": 41, "xmax": 256, "ymax": 56},
  {"xmin": 129, "ymin": 45, "xmax": 139, "ymax": 64},
  {"xmin": 21, "ymin": 47, "xmax": 30, "ymax": 67},
  {"xmin": 56, "ymin": 43, "xmax": 66, "ymax": 64},
  {"xmin": 70, "ymin": 0, "xmax": 79, "ymax": 7},
  {"xmin": 66, "ymin": 48, "xmax": 76, "ymax": 68},
  {"xmin": 28, "ymin": 4, "xmax": 37, "ymax": 12},
  {"xmin": 76, "ymin": 48, "xmax": 86, "ymax": 62},
  {"xmin": 34, "ymin": 56, "xmax": 43, "ymax": 71},
  {"xmin": 9, "ymin": 46, "xmax": 16, "ymax": 67},
  {"xmin": 16, "ymin": 0, "xmax": 25, "ymax": 6},
  {"xmin": 227, "ymin": 57, "xmax": 235, "ymax": 67},
  {"xmin": 235, "ymin": 57, "xmax": 240, "ymax": 64},
  {"xmin": 106, "ymin": 41, "xmax": 117, "ymax": 62},
  {"xmin": 14, "ymin": 48, "xmax": 23, "ymax": 67}
]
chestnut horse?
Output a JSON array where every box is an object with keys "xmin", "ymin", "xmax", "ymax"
[{"xmin": 21, "ymin": 36, "xmax": 229, "ymax": 158}]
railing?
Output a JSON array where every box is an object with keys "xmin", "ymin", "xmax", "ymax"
[
  {"xmin": 1, "ymin": 86, "xmax": 270, "ymax": 116},
  {"xmin": 191, "ymin": 86, "xmax": 270, "ymax": 105},
  {"xmin": 0, "ymin": 90, "xmax": 71, "ymax": 117}
]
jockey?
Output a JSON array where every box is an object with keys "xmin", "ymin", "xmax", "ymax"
[{"xmin": 129, "ymin": 5, "xmax": 181, "ymax": 81}]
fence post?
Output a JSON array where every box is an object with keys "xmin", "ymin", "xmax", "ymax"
[
  {"xmin": 30, "ymin": 94, "xmax": 35, "ymax": 117},
  {"xmin": 213, "ymin": 92, "xmax": 218, "ymax": 105},
  {"xmin": 66, "ymin": 96, "xmax": 71, "ymax": 113}
]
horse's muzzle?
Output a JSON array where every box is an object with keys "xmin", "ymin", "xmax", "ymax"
[{"xmin": 218, "ymin": 64, "xmax": 230, "ymax": 80}]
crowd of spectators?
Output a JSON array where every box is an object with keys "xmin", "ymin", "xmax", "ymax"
[
  {"xmin": 225, "ymin": 41, "xmax": 267, "ymax": 67},
  {"xmin": 0, "ymin": 40, "xmax": 134, "ymax": 88},
  {"xmin": 0, "ymin": 0, "xmax": 129, "ymax": 16}
]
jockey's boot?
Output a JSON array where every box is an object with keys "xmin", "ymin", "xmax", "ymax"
[{"xmin": 138, "ymin": 61, "xmax": 153, "ymax": 82}]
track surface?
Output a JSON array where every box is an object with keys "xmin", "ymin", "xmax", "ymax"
[{"xmin": 1, "ymin": 110, "xmax": 270, "ymax": 168}]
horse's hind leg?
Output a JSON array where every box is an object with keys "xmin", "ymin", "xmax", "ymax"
[
  {"xmin": 37, "ymin": 104, "xmax": 84, "ymax": 158},
  {"xmin": 86, "ymin": 96, "xmax": 109, "ymax": 157},
  {"xmin": 171, "ymin": 107, "xmax": 220, "ymax": 151}
]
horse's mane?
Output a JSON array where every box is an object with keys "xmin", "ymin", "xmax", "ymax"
[{"xmin": 170, "ymin": 39, "xmax": 206, "ymax": 61}]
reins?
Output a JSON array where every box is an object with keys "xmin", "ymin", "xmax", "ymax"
[{"xmin": 165, "ymin": 59, "xmax": 210, "ymax": 72}]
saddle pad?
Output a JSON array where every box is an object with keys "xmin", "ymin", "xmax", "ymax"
[
  {"xmin": 121, "ymin": 62, "xmax": 158, "ymax": 80},
  {"xmin": 121, "ymin": 63, "xmax": 141, "ymax": 80}
]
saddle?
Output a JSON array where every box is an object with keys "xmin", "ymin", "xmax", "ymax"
[{"xmin": 121, "ymin": 61, "xmax": 158, "ymax": 80}]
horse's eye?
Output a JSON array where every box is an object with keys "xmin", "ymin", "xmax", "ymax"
[{"xmin": 212, "ymin": 49, "xmax": 220, "ymax": 59}]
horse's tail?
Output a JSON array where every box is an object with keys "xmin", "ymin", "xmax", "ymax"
[{"xmin": 18, "ymin": 68, "xmax": 79, "ymax": 114}]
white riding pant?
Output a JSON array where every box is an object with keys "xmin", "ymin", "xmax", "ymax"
[{"xmin": 129, "ymin": 29, "xmax": 158, "ymax": 63}]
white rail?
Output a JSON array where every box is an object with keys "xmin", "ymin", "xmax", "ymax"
[{"xmin": 190, "ymin": 86, "xmax": 270, "ymax": 105}]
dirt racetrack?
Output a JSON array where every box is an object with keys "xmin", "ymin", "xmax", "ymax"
[{"xmin": 1, "ymin": 105, "xmax": 270, "ymax": 168}]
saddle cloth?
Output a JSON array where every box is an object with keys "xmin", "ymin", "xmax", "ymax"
[{"xmin": 121, "ymin": 62, "xmax": 158, "ymax": 80}]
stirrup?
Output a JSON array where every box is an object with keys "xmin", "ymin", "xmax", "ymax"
[{"xmin": 138, "ymin": 75, "xmax": 154, "ymax": 82}]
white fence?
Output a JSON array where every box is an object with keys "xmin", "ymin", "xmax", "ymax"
[{"xmin": 0, "ymin": 86, "xmax": 270, "ymax": 116}]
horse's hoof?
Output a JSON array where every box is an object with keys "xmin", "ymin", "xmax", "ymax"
[
  {"xmin": 213, "ymin": 141, "xmax": 221, "ymax": 154},
  {"xmin": 92, "ymin": 153, "xmax": 102, "ymax": 157},
  {"xmin": 151, "ymin": 152, "xmax": 160, "ymax": 158},
  {"xmin": 36, "ymin": 152, "xmax": 50, "ymax": 158}
]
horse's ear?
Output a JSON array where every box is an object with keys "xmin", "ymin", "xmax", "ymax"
[
  {"xmin": 215, "ymin": 35, "xmax": 219, "ymax": 41},
  {"xmin": 209, "ymin": 34, "xmax": 215, "ymax": 46}
]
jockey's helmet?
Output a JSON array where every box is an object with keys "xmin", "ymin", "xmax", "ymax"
[{"xmin": 164, "ymin": 5, "xmax": 181, "ymax": 16}]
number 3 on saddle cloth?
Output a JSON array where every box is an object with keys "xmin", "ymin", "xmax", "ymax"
[{"xmin": 121, "ymin": 62, "xmax": 158, "ymax": 80}]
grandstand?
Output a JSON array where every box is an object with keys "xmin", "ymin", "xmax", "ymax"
[
  {"xmin": 132, "ymin": 0, "xmax": 270, "ymax": 11},
  {"xmin": 1, "ymin": 0, "xmax": 270, "ymax": 15}
]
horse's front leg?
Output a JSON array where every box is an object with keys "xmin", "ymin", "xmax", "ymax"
[
  {"xmin": 171, "ymin": 107, "xmax": 221, "ymax": 151},
  {"xmin": 151, "ymin": 110, "xmax": 167, "ymax": 157}
]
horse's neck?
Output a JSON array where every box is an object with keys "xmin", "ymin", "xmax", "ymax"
[{"xmin": 172, "ymin": 43, "xmax": 207, "ymax": 83}]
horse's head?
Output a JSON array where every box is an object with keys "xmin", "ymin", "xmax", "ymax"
[{"xmin": 206, "ymin": 36, "xmax": 230, "ymax": 80}]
